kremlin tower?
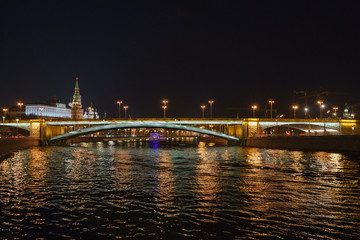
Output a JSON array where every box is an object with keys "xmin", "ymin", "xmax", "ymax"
[{"xmin": 70, "ymin": 77, "xmax": 83, "ymax": 119}]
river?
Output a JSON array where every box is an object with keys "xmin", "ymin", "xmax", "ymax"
[{"xmin": 1, "ymin": 142, "xmax": 359, "ymax": 239}]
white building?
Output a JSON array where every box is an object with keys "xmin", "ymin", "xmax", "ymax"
[
  {"xmin": 83, "ymin": 106, "xmax": 99, "ymax": 119},
  {"xmin": 25, "ymin": 103, "xmax": 71, "ymax": 118}
]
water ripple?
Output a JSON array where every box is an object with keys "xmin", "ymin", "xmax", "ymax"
[{"xmin": 0, "ymin": 145, "xmax": 360, "ymax": 239}]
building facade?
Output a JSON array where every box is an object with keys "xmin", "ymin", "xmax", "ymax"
[{"xmin": 25, "ymin": 103, "xmax": 71, "ymax": 118}]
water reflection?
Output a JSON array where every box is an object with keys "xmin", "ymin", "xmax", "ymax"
[
  {"xmin": 0, "ymin": 145, "xmax": 359, "ymax": 239},
  {"xmin": 112, "ymin": 149, "xmax": 132, "ymax": 190},
  {"xmin": 196, "ymin": 147, "xmax": 220, "ymax": 210},
  {"xmin": 243, "ymin": 148, "xmax": 360, "ymax": 238},
  {"xmin": 27, "ymin": 148, "xmax": 49, "ymax": 210},
  {"xmin": 153, "ymin": 150, "xmax": 176, "ymax": 216}
]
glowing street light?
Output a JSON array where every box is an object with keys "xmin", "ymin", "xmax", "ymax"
[
  {"xmin": 16, "ymin": 118, "xmax": 19, "ymax": 136},
  {"xmin": 304, "ymin": 107, "xmax": 309, "ymax": 119},
  {"xmin": 317, "ymin": 100, "xmax": 324, "ymax": 118},
  {"xmin": 292, "ymin": 105, "xmax": 298, "ymax": 119},
  {"xmin": 117, "ymin": 100, "xmax": 122, "ymax": 119},
  {"xmin": 2, "ymin": 116, "xmax": 5, "ymax": 137},
  {"xmin": 208, "ymin": 100, "xmax": 214, "ymax": 118},
  {"xmin": 269, "ymin": 100, "xmax": 275, "ymax": 119},
  {"xmin": 332, "ymin": 107, "xmax": 338, "ymax": 117},
  {"xmin": 18, "ymin": 102, "xmax": 23, "ymax": 120},
  {"xmin": 162, "ymin": 105, "xmax": 167, "ymax": 118},
  {"xmin": 3, "ymin": 108, "xmax": 8, "ymax": 118},
  {"xmin": 162, "ymin": 100, "xmax": 168, "ymax": 118},
  {"xmin": 123, "ymin": 106, "xmax": 128, "ymax": 119},
  {"xmin": 201, "ymin": 105, "xmax": 206, "ymax": 118},
  {"xmin": 251, "ymin": 105, "xmax": 257, "ymax": 118},
  {"xmin": 2, "ymin": 109, "xmax": 7, "ymax": 138}
]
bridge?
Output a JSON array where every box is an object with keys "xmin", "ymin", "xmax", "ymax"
[{"xmin": 1, "ymin": 118, "xmax": 359, "ymax": 145}]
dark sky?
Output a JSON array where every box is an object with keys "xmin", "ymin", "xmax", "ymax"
[{"xmin": 1, "ymin": 1, "xmax": 360, "ymax": 118}]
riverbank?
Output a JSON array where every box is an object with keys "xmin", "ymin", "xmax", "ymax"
[
  {"xmin": 0, "ymin": 137, "xmax": 40, "ymax": 160},
  {"xmin": 245, "ymin": 135, "xmax": 360, "ymax": 152}
]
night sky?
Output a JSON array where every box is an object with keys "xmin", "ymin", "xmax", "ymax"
[{"xmin": 1, "ymin": 1, "xmax": 360, "ymax": 118}]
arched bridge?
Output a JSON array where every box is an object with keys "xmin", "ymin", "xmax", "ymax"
[
  {"xmin": 7, "ymin": 118, "xmax": 357, "ymax": 145},
  {"xmin": 49, "ymin": 122, "xmax": 240, "ymax": 142}
]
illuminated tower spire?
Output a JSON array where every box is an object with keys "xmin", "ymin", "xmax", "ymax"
[
  {"xmin": 71, "ymin": 77, "xmax": 83, "ymax": 119},
  {"xmin": 72, "ymin": 77, "xmax": 82, "ymax": 104}
]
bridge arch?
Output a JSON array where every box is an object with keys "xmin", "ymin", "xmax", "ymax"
[{"xmin": 49, "ymin": 122, "xmax": 240, "ymax": 142}]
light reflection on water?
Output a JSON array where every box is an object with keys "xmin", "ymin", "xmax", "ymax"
[{"xmin": 0, "ymin": 144, "xmax": 359, "ymax": 239}]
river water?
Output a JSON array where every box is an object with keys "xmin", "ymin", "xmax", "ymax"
[{"xmin": 1, "ymin": 142, "xmax": 359, "ymax": 239}]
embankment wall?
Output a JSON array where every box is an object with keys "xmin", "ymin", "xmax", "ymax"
[
  {"xmin": 0, "ymin": 137, "xmax": 40, "ymax": 159},
  {"xmin": 245, "ymin": 135, "xmax": 360, "ymax": 152}
]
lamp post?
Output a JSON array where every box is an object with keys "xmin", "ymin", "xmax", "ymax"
[
  {"xmin": 251, "ymin": 105, "xmax": 257, "ymax": 118},
  {"xmin": 208, "ymin": 100, "xmax": 214, "ymax": 118},
  {"xmin": 162, "ymin": 100, "xmax": 168, "ymax": 118},
  {"xmin": 292, "ymin": 105, "xmax": 298, "ymax": 119},
  {"xmin": 18, "ymin": 102, "xmax": 23, "ymax": 120},
  {"xmin": 123, "ymin": 106, "xmax": 128, "ymax": 119},
  {"xmin": 269, "ymin": 100, "xmax": 275, "ymax": 119},
  {"xmin": 3, "ymin": 108, "xmax": 8, "ymax": 118},
  {"xmin": 201, "ymin": 105, "xmax": 206, "ymax": 118},
  {"xmin": 16, "ymin": 118, "xmax": 19, "ymax": 137},
  {"xmin": 2, "ymin": 109, "xmax": 7, "ymax": 137},
  {"xmin": 162, "ymin": 105, "xmax": 167, "ymax": 118},
  {"xmin": 38, "ymin": 107, "xmax": 44, "ymax": 139},
  {"xmin": 332, "ymin": 107, "xmax": 338, "ymax": 117},
  {"xmin": 2, "ymin": 116, "xmax": 4, "ymax": 137},
  {"xmin": 304, "ymin": 107, "xmax": 309, "ymax": 119},
  {"xmin": 317, "ymin": 100, "xmax": 324, "ymax": 118},
  {"xmin": 117, "ymin": 100, "xmax": 122, "ymax": 119}
]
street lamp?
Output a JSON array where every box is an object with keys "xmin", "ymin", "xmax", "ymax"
[
  {"xmin": 123, "ymin": 106, "xmax": 128, "ymax": 119},
  {"xmin": 117, "ymin": 100, "xmax": 122, "ymax": 119},
  {"xmin": 269, "ymin": 100, "xmax": 275, "ymax": 119},
  {"xmin": 292, "ymin": 105, "xmax": 298, "ymax": 119},
  {"xmin": 2, "ymin": 116, "xmax": 4, "ymax": 137},
  {"xmin": 251, "ymin": 105, "xmax": 257, "ymax": 118},
  {"xmin": 18, "ymin": 102, "xmax": 24, "ymax": 120},
  {"xmin": 162, "ymin": 100, "xmax": 168, "ymax": 118},
  {"xmin": 2, "ymin": 109, "xmax": 7, "ymax": 137},
  {"xmin": 208, "ymin": 100, "xmax": 214, "ymax": 118},
  {"xmin": 317, "ymin": 100, "xmax": 324, "ymax": 118},
  {"xmin": 16, "ymin": 118, "xmax": 19, "ymax": 137},
  {"xmin": 201, "ymin": 105, "xmax": 206, "ymax": 118},
  {"xmin": 162, "ymin": 105, "xmax": 167, "ymax": 118},
  {"xmin": 304, "ymin": 107, "xmax": 309, "ymax": 119},
  {"xmin": 332, "ymin": 107, "xmax": 338, "ymax": 117},
  {"xmin": 3, "ymin": 108, "xmax": 8, "ymax": 118}
]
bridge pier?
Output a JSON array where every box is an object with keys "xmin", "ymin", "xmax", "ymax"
[
  {"xmin": 242, "ymin": 119, "xmax": 259, "ymax": 138},
  {"xmin": 30, "ymin": 119, "xmax": 47, "ymax": 145}
]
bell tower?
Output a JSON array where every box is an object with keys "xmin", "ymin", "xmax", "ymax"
[{"xmin": 71, "ymin": 77, "xmax": 83, "ymax": 119}]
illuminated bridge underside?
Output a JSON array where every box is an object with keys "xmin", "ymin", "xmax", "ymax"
[
  {"xmin": 3, "ymin": 123, "xmax": 30, "ymax": 131},
  {"xmin": 260, "ymin": 122, "xmax": 340, "ymax": 133},
  {"xmin": 49, "ymin": 122, "xmax": 240, "ymax": 142}
]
